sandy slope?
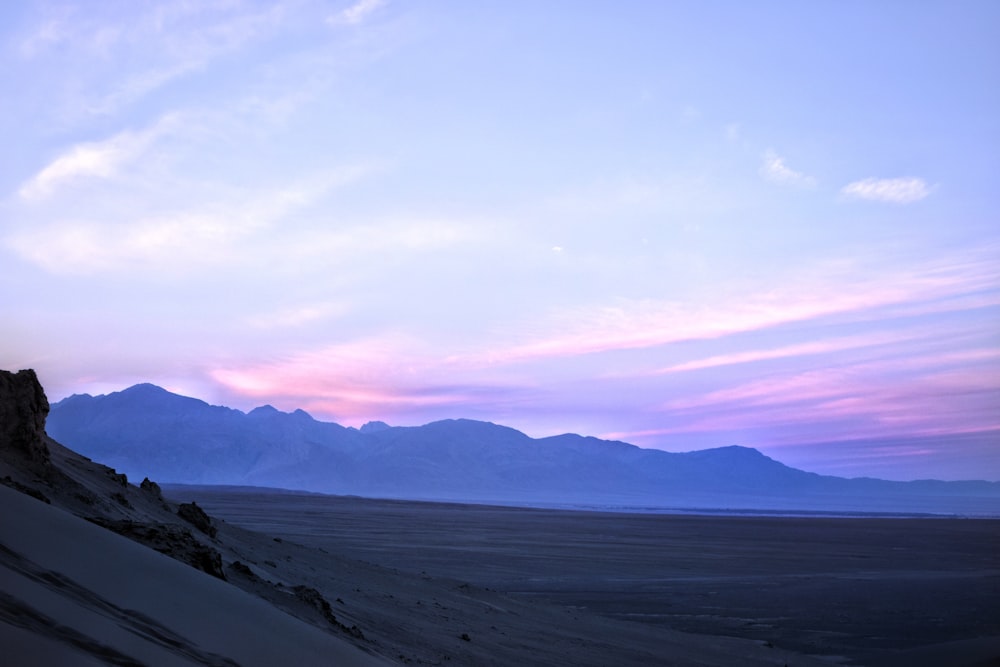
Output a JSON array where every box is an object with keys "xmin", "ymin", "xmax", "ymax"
[{"xmin": 0, "ymin": 485, "xmax": 389, "ymax": 666}]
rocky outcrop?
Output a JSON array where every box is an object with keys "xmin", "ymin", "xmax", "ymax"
[
  {"xmin": 0, "ymin": 369, "xmax": 51, "ymax": 467},
  {"xmin": 177, "ymin": 501, "xmax": 217, "ymax": 538},
  {"xmin": 292, "ymin": 585, "xmax": 366, "ymax": 640},
  {"xmin": 0, "ymin": 475, "xmax": 51, "ymax": 503},
  {"xmin": 140, "ymin": 476, "xmax": 163, "ymax": 498},
  {"xmin": 86, "ymin": 518, "xmax": 227, "ymax": 580}
]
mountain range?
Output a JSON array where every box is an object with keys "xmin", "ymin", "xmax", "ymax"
[{"xmin": 48, "ymin": 383, "xmax": 1000, "ymax": 515}]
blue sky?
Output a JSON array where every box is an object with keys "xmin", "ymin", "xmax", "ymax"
[{"xmin": 2, "ymin": 1, "xmax": 998, "ymax": 480}]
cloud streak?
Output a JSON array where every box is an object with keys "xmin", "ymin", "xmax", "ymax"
[
  {"xmin": 603, "ymin": 347, "xmax": 1000, "ymax": 450},
  {"xmin": 759, "ymin": 149, "xmax": 815, "ymax": 187},
  {"xmin": 18, "ymin": 118, "xmax": 173, "ymax": 200},
  {"xmin": 247, "ymin": 303, "xmax": 349, "ymax": 330},
  {"xmin": 209, "ymin": 334, "xmax": 522, "ymax": 424},
  {"xmin": 651, "ymin": 330, "xmax": 924, "ymax": 375},
  {"xmin": 205, "ymin": 245, "xmax": 1000, "ymax": 444},
  {"xmin": 841, "ymin": 177, "xmax": 930, "ymax": 203},
  {"xmin": 7, "ymin": 166, "xmax": 376, "ymax": 274},
  {"xmin": 663, "ymin": 349, "xmax": 1000, "ymax": 430},
  {"xmin": 328, "ymin": 0, "xmax": 387, "ymax": 27},
  {"xmin": 16, "ymin": 2, "xmax": 291, "ymax": 120},
  {"xmin": 457, "ymin": 249, "xmax": 1000, "ymax": 367}
]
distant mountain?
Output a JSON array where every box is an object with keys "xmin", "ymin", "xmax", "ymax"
[{"xmin": 48, "ymin": 384, "xmax": 1000, "ymax": 515}]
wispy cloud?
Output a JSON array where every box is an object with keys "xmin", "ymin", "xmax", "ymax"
[
  {"xmin": 247, "ymin": 303, "xmax": 349, "ymax": 330},
  {"xmin": 457, "ymin": 250, "xmax": 1000, "ymax": 367},
  {"xmin": 7, "ymin": 166, "xmax": 374, "ymax": 274},
  {"xmin": 840, "ymin": 177, "xmax": 930, "ymax": 204},
  {"xmin": 8, "ymin": 213, "xmax": 243, "ymax": 274},
  {"xmin": 602, "ymin": 347, "xmax": 1000, "ymax": 448},
  {"xmin": 652, "ymin": 330, "xmax": 921, "ymax": 375},
  {"xmin": 661, "ymin": 348, "xmax": 1000, "ymax": 429},
  {"xmin": 18, "ymin": 117, "xmax": 174, "ymax": 200},
  {"xmin": 275, "ymin": 215, "xmax": 491, "ymax": 269},
  {"xmin": 210, "ymin": 334, "xmax": 513, "ymax": 423},
  {"xmin": 6, "ymin": 201, "xmax": 482, "ymax": 277},
  {"xmin": 759, "ymin": 149, "xmax": 815, "ymax": 187},
  {"xmin": 209, "ymin": 290, "xmax": 1000, "ymax": 439},
  {"xmin": 18, "ymin": 17, "xmax": 71, "ymax": 58},
  {"xmin": 328, "ymin": 0, "xmax": 387, "ymax": 27},
  {"xmin": 85, "ymin": 61, "xmax": 203, "ymax": 117},
  {"xmin": 18, "ymin": 2, "xmax": 289, "ymax": 119}
]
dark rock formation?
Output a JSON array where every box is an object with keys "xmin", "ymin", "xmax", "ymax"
[
  {"xmin": 0, "ymin": 369, "xmax": 51, "ymax": 467},
  {"xmin": 140, "ymin": 476, "xmax": 163, "ymax": 498},
  {"xmin": 291, "ymin": 585, "xmax": 365, "ymax": 639},
  {"xmin": 177, "ymin": 501, "xmax": 217, "ymax": 538},
  {"xmin": 0, "ymin": 475, "xmax": 51, "ymax": 504},
  {"xmin": 86, "ymin": 518, "xmax": 226, "ymax": 580},
  {"xmin": 106, "ymin": 470, "xmax": 128, "ymax": 487},
  {"xmin": 228, "ymin": 560, "xmax": 259, "ymax": 581}
]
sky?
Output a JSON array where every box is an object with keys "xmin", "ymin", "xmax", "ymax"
[{"xmin": 2, "ymin": 1, "xmax": 998, "ymax": 481}]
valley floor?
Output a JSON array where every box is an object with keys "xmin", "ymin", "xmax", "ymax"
[{"xmin": 172, "ymin": 486, "xmax": 1000, "ymax": 667}]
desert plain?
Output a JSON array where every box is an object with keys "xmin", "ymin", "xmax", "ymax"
[{"xmin": 174, "ymin": 486, "xmax": 1000, "ymax": 667}]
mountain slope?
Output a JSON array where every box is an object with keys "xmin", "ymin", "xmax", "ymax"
[{"xmin": 48, "ymin": 384, "xmax": 1000, "ymax": 514}]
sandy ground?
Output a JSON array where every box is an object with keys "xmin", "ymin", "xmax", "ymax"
[
  {"xmin": 189, "ymin": 508, "xmax": 821, "ymax": 665},
  {"xmin": 175, "ymin": 486, "xmax": 1000, "ymax": 667},
  {"xmin": 0, "ymin": 485, "xmax": 391, "ymax": 666}
]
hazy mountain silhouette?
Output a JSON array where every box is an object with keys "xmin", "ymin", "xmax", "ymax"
[{"xmin": 49, "ymin": 384, "xmax": 1000, "ymax": 514}]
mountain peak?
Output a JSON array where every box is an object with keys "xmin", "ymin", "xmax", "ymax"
[
  {"xmin": 122, "ymin": 383, "xmax": 170, "ymax": 395},
  {"xmin": 110, "ymin": 383, "xmax": 212, "ymax": 413},
  {"xmin": 686, "ymin": 445, "xmax": 781, "ymax": 464},
  {"xmin": 704, "ymin": 445, "xmax": 766, "ymax": 455},
  {"xmin": 360, "ymin": 420, "xmax": 391, "ymax": 434}
]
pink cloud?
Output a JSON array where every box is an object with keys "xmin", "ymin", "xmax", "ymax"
[
  {"xmin": 209, "ymin": 336, "xmax": 531, "ymax": 424},
  {"xmin": 610, "ymin": 346, "xmax": 1000, "ymax": 447},
  {"xmin": 651, "ymin": 330, "xmax": 928, "ymax": 375},
  {"xmin": 454, "ymin": 249, "xmax": 1000, "ymax": 368},
  {"xmin": 207, "ymin": 248, "xmax": 998, "ymax": 443}
]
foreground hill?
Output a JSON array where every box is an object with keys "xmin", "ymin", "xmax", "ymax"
[{"xmin": 49, "ymin": 383, "xmax": 1000, "ymax": 514}]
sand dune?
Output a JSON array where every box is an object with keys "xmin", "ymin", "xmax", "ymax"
[{"xmin": 0, "ymin": 485, "xmax": 389, "ymax": 666}]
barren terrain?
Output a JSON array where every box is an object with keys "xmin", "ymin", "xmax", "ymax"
[{"xmin": 176, "ymin": 486, "xmax": 1000, "ymax": 667}]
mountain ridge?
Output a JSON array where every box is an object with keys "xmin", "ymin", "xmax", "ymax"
[{"xmin": 46, "ymin": 383, "xmax": 1000, "ymax": 515}]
